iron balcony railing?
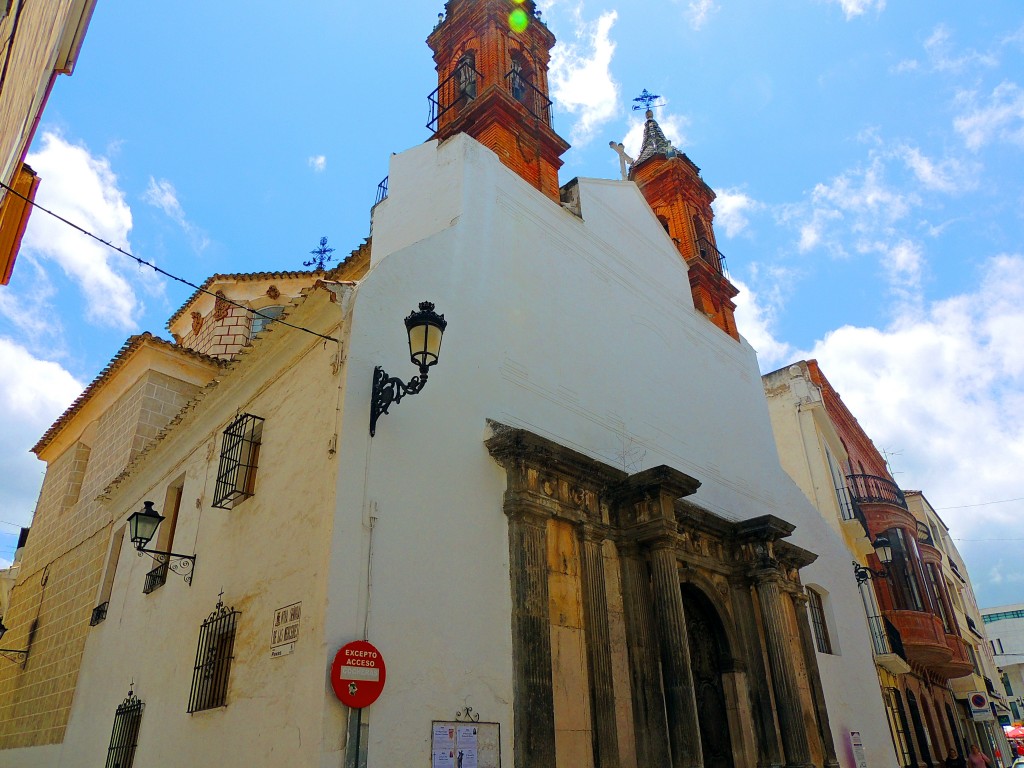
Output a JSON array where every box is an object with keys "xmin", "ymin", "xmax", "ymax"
[
  {"xmin": 866, "ymin": 614, "xmax": 892, "ymax": 656},
  {"xmin": 143, "ymin": 562, "xmax": 168, "ymax": 594},
  {"xmin": 503, "ymin": 69, "xmax": 553, "ymax": 127},
  {"xmin": 845, "ymin": 473, "xmax": 908, "ymax": 511},
  {"xmin": 90, "ymin": 602, "xmax": 109, "ymax": 626},
  {"xmin": 834, "ymin": 483, "xmax": 868, "ymax": 527},
  {"xmin": 885, "ymin": 616, "xmax": 907, "ymax": 660},
  {"xmin": 695, "ymin": 237, "xmax": 729, "ymax": 278},
  {"xmin": 374, "ymin": 176, "xmax": 388, "ymax": 206},
  {"xmin": 427, "ymin": 62, "xmax": 483, "ymax": 132}
]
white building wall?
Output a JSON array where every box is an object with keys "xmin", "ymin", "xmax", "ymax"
[
  {"xmin": 325, "ymin": 133, "xmax": 897, "ymax": 768},
  {"xmin": 39, "ymin": 293, "xmax": 346, "ymax": 768}
]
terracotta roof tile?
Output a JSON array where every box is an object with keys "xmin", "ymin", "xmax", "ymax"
[{"xmin": 164, "ymin": 240, "xmax": 373, "ymax": 330}]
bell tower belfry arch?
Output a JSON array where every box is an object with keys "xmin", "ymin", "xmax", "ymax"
[{"xmin": 426, "ymin": 0, "xmax": 570, "ymax": 201}]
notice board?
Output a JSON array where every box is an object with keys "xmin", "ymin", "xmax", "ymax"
[{"xmin": 430, "ymin": 721, "xmax": 500, "ymax": 768}]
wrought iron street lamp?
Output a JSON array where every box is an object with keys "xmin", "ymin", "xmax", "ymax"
[
  {"xmin": 0, "ymin": 620, "xmax": 28, "ymax": 665},
  {"xmin": 853, "ymin": 536, "xmax": 893, "ymax": 585},
  {"xmin": 370, "ymin": 301, "xmax": 447, "ymax": 437},
  {"xmin": 126, "ymin": 501, "xmax": 197, "ymax": 586}
]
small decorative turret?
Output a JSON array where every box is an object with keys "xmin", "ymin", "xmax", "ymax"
[
  {"xmin": 426, "ymin": 0, "xmax": 570, "ymax": 200},
  {"xmin": 628, "ymin": 97, "xmax": 740, "ymax": 341}
]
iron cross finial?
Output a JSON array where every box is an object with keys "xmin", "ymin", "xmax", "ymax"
[
  {"xmin": 632, "ymin": 89, "xmax": 663, "ymax": 112},
  {"xmin": 304, "ymin": 236, "xmax": 336, "ymax": 270}
]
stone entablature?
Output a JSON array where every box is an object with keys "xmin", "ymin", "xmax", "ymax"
[{"xmin": 485, "ymin": 422, "xmax": 838, "ymax": 768}]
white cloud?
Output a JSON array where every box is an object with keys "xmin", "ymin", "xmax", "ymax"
[
  {"xmin": 686, "ymin": 0, "xmax": 718, "ymax": 30},
  {"xmin": 0, "ymin": 338, "xmax": 82, "ymax": 527},
  {"xmin": 923, "ymin": 24, "xmax": 999, "ymax": 73},
  {"xmin": 713, "ymin": 188, "xmax": 763, "ymax": 238},
  {"xmin": 807, "ymin": 254, "xmax": 1024, "ymax": 551},
  {"xmin": 826, "ymin": 0, "xmax": 885, "ymax": 21},
  {"xmin": 23, "ymin": 132, "xmax": 139, "ymax": 329},
  {"xmin": 143, "ymin": 176, "xmax": 209, "ymax": 253},
  {"xmin": 549, "ymin": 8, "xmax": 619, "ymax": 146},
  {"xmin": 732, "ymin": 277, "xmax": 793, "ymax": 368},
  {"xmin": 895, "ymin": 144, "xmax": 979, "ymax": 193},
  {"xmin": 954, "ymin": 81, "xmax": 1024, "ymax": 151},
  {"xmin": 308, "ymin": 155, "xmax": 327, "ymax": 172}
]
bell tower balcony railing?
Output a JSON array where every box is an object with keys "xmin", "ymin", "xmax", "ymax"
[
  {"xmin": 503, "ymin": 69, "xmax": 554, "ymax": 128},
  {"xmin": 427, "ymin": 63, "xmax": 484, "ymax": 133},
  {"xmin": 694, "ymin": 237, "xmax": 729, "ymax": 278}
]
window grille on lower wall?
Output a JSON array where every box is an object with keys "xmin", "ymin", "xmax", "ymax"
[
  {"xmin": 188, "ymin": 595, "xmax": 240, "ymax": 713},
  {"xmin": 105, "ymin": 689, "xmax": 144, "ymax": 768}
]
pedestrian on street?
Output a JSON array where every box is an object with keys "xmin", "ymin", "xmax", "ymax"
[
  {"xmin": 947, "ymin": 748, "xmax": 967, "ymax": 768},
  {"xmin": 968, "ymin": 744, "xmax": 993, "ymax": 768}
]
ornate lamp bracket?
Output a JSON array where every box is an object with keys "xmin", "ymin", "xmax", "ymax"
[
  {"xmin": 852, "ymin": 560, "xmax": 887, "ymax": 585},
  {"xmin": 136, "ymin": 548, "xmax": 196, "ymax": 586},
  {"xmin": 0, "ymin": 649, "xmax": 28, "ymax": 665},
  {"xmin": 369, "ymin": 365, "xmax": 429, "ymax": 437}
]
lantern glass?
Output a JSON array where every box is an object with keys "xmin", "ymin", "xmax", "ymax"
[
  {"xmin": 874, "ymin": 535, "xmax": 893, "ymax": 565},
  {"xmin": 405, "ymin": 302, "xmax": 446, "ymax": 369},
  {"xmin": 128, "ymin": 501, "xmax": 164, "ymax": 549}
]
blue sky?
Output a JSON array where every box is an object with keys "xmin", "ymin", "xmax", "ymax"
[{"xmin": 1, "ymin": 0, "xmax": 1023, "ymax": 607}]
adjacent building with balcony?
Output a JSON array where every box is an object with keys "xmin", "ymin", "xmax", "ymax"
[
  {"xmin": 0, "ymin": 0, "xmax": 97, "ymax": 285},
  {"xmin": 981, "ymin": 604, "xmax": 1024, "ymax": 726},
  {"xmin": 764, "ymin": 361, "xmax": 1005, "ymax": 768}
]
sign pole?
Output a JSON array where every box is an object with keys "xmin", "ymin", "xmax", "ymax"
[{"xmin": 345, "ymin": 706, "xmax": 362, "ymax": 768}]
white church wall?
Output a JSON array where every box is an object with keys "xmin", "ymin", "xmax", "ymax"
[{"xmin": 326, "ymin": 132, "xmax": 896, "ymax": 768}]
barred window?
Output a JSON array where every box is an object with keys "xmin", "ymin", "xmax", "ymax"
[
  {"xmin": 807, "ymin": 588, "xmax": 833, "ymax": 654},
  {"xmin": 212, "ymin": 414, "xmax": 264, "ymax": 509},
  {"xmin": 105, "ymin": 689, "xmax": 144, "ymax": 768},
  {"xmin": 188, "ymin": 596, "xmax": 240, "ymax": 713}
]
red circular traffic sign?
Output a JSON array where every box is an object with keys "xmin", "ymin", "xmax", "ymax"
[{"xmin": 331, "ymin": 640, "xmax": 386, "ymax": 708}]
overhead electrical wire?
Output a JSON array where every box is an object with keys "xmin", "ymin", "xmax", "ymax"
[
  {"xmin": 937, "ymin": 497, "xmax": 1024, "ymax": 511},
  {"xmin": 0, "ymin": 179, "xmax": 339, "ymax": 344}
]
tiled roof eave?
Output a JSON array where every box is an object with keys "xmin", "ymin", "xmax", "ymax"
[{"xmin": 31, "ymin": 334, "xmax": 227, "ymax": 456}]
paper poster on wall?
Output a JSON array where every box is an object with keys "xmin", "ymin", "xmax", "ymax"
[
  {"xmin": 850, "ymin": 731, "xmax": 868, "ymax": 768},
  {"xmin": 431, "ymin": 721, "xmax": 499, "ymax": 768}
]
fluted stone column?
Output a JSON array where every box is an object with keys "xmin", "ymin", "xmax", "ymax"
[
  {"xmin": 620, "ymin": 550, "xmax": 671, "ymax": 768},
  {"xmin": 509, "ymin": 510, "xmax": 557, "ymax": 768},
  {"xmin": 754, "ymin": 572, "xmax": 814, "ymax": 768},
  {"xmin": 581, "ymin": 529, "xmax": 620, "ymax": 768},
  {"xmin": 651, "ymin": 543, "xmax": 703, "ymax": 768},
  {"xmin": 730, "ymin": 576, "xmax": 785, "ymax": 768},
  {"xmin": 792, "ymin": 592, "xmax": 840, "ymax": 768}
]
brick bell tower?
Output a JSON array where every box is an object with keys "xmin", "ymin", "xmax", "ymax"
[
  {"xmin": 426, "ymin": 0, "xmax": 570, "ymax": 201},
  {"xmin": 630, "ymin": 107, "xmax": 740, "ymax": 341}
]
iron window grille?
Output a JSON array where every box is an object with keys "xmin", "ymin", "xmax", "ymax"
[
  {"xmin": 90, "ymin": 602, "xmax": 109, "ymax": 626},
  {"xmin": 188, "ymin": 595, "xmax": 240, "ymax": 713},
  {"xmin": 105, "ymin": 688, "xmax": 144, "ymax": 768},
  {"xmin": 807, "ymin": 588, "xmax": 833, "ymax": 654},
  {"xmin": 142, "ymin": 562, "xmax": 168, "ymax": 594},
  {"xmin": 212, "ymin": 413, "xmax": 264, "ymax": 509}
]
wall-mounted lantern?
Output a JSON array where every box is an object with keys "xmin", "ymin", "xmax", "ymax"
[
  {"xmin": 126, "ymin": 501, "xmax": 197, "ymax": 586},
  {"xmin": 853, "ymin": 536, "xmax": 892, "ymax": 585},
  {"xmin": 370, "ymin": 301, "xmax": 447, "ymax": 437}
]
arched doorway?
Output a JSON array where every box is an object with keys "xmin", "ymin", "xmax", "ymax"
[{"xmin": 682, "ymin": 584, "xmax": 735, "ymax": 768}]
